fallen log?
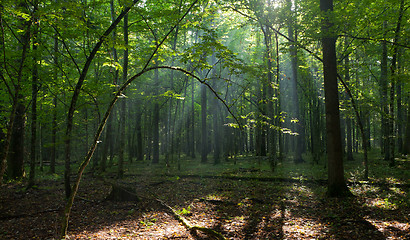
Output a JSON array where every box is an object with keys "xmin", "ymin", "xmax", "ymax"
[{"xmin": 156, "ymin": 198, "xmax": 226, "ymax": 240}]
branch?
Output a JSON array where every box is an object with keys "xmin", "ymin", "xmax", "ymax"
[
  {"xmin": 339, "ymin": 34, "xmax": 410, "ymax": 50},
  {"xmin": 231, "ymin": 7, "xmax": 324, "ymax": 62},
  {"xmin": 156, "ymin": 198, "xmax": 227, "ymax": 240},
  {"xmin": 142, "ymin": 0, "xmax": 199, "ymax": 70},
  {"xmin": 128, "ymin": 66, "xmax": 243, "ymax": 130},
  {"xmin": 46, "ymin": 20, "xmax": 81, "ymax": 75}
]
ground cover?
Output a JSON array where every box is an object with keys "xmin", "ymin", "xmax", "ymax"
[{"xmin": 0, "ymin": 153, "xmax": 409, "ymax": 239}]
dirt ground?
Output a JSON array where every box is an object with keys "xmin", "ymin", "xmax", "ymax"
[{"xmin": 1, "ymin": 170, "xmax": 409, "ymax": 240}]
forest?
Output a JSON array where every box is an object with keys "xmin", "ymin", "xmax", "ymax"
[{"xmin": 0, "ymin": 0, "xmax": 409, "ymax": 239}]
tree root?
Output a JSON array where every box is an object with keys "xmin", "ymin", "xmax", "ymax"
[{"xmin": 156, "ymin": 199, "xmax": 227, "ymax": 240}]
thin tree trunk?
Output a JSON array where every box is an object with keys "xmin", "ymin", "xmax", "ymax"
[
  {"xmin": 287, "ymin": 0, "xmax": 303, "ymax": 163},
  {"xmin": 63, "ymin": 0, "xmax": 139, "ymax": 199},
  {"xmin": 117, "ymin": 13, "xmax": 129, "ymax": 178},
  {"xmin": 191, "ymin": 78, "xmax": 196, "ymax": 158},
  {"xmin": 403, "ymin": 108, "xmax": 410, "ymax": 155},
  {"xmin": 28, "ymin": 1, "xmax": 39, "ymax": 187},
  {"xmin": 344, "ymin": 37, "xmax": 354, "ymax": 161},
  {"xmin": 388, "ymin": 0, "xmax": 404, "ymax": 166},
  {"xmin": 201, "ymin": 83, "xmax": 208, "ymax": 163},
  {"xmin": 50, "ymin": 6, "xmax": 59, "ymax": 173},
  {"xmin": 4, "ymin": 1, "xmax": 31, "ymax": 181},
  {"xmin": 152, "ymin": 65, "xmax": 160, "ymax": 164},
  {"xmin": 380, "ymin": 21, "xmax": 389, "ymax": 161},
  {"xmin": 213, "ymin": 81, "xmax": 220, "ymax": 165},
  {"xmin": 59, "ymin": 0, "xmax": 199, "ymax": 234},
  {"xmin": 397, "ymin": 48, "xmax": 403, "ymax": 154}
]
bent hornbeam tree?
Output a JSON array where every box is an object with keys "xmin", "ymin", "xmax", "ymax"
[
  {"xmin": 63, "ymin": 0, "xmax": 142, "ymax": 199},
  {"xmin": 60, "ymin": 1, "xmax": 202, "ymax": 237},
  {"xmin": 60, "ymin": 65, "xmax": 241, "ymax": 238}
]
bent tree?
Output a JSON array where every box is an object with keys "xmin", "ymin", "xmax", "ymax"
[{"xmin": 60, "ymin": 1, "xmax": 201, "ymax": 237}]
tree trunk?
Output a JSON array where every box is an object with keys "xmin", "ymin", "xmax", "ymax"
[
  {"xmin": 63, "ymin": 0, "xmax": 138, "ymax": 199},
  {"xmin": 191, "ymin": 78, "xmax": 196, "ymax": 158},
  {"xmin": 397, "ymin": 48, "xmax": 403, "ymax": 154},
  {"xmin": 344, "ymin": 40, "xmax": 354, "ymax": 161},
  {"xmin": 287, "ymin": 0, "xmax": 303, "ymax": 163},
  {"xmin": 117, "ymin": 12, "xmax": 129, "ymax": 178},
  {"xmin": 8, "ymin": 99, "xmax": 26, "ymax": 180},
  {"xmin": 320, "ymin": 0, "xmax": 350, "ymax": 197},
  {"xmin": 201, "ymin": 83, "xmax": 208, "ymax": 163},
  {"xmin": 403, "ymin": 108, "xmax": 410, "ymax": 155},
  {"xmin": 135, "ymin": 108, "xmax": 143, "ymax": 161},
  {"xmin": 28, "ymin": 2, "xmax": 39, "ymax": 187},
  {"xmin": 388, "ymin": 0, "xmax": 404, "ymax": 166},
  {"xmin": 380, "ymin": 21, "xmax": 389, "ymax": 161},
  {"xmin": 213, "ymin": 80, "xmax": 221, "ymax": 165},
  {"xmin": 262, "ymin": 24, "xmax": 275, "ymax": 159},
  {"xmin": 0, "ymin": 0, "xmax": 31, "ymax": 185},
  {"xmin": 152, "ymin": 67, "xmax": 160, "ymax": 164}
]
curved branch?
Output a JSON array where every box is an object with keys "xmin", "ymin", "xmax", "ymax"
[{"xmin": 142, "ymin": 0, "xmax": 199, "ymax": 70}]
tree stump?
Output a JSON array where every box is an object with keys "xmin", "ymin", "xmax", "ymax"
[{"xmin": 105, "ymin": 182, "xmax": 140, "ymax": 202}]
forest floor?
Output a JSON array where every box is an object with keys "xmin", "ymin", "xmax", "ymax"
[{"xmin": 0, "ymin": 153, "xmax": 409, "ymax": 239}]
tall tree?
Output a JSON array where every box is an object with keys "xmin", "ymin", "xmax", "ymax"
[
  {"xmin": 152, "ymin": 66, "xmax": 160, "ymax": 164},
  {"xmin": 387, "ymin": 0, "xmax": 405, "ymax": 166},
  {"xmin": 286, "ymin": 0, "xmax": 304, "ymax": 163},
  {"xmin": 201, "ymin": 83, "xmax": 208, "ymax": 163},
  {"xmin": 117, "ymin": 12, "xmax": 129, "ymax": 178},
  {"xmin": 28, "ymin": 0, "xmax": 39, "ymax": 188},
  {"xmin": 320, "ymin": 0, "xmax": 350, "ymax": 197},
  {"xmin": 5, "ymin": 0, "xmax": 31, "ymax": 181}
]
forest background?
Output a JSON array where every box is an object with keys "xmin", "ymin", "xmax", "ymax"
[{"xmin": 0, "ymin": 0, "xmax": 409, "ymax": 239}]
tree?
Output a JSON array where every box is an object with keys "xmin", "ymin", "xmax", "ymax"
[
  {"xmin": 320, "ymin": 0, "xmax": 351, "ymax": 197},
  {"xmin": 28, "ymin": 0, "xmax": 40, "ymax": 188},
  {"xmin": 201, "ymin": 83, "xmax": 208, "ymax": 163},
  {"xmin": 286, "ymin": 0, "xmax": 304, "ymax": 164},
  {"xmin": 1, "ymin": 0, "xmax": 31, "ymax": 183}
]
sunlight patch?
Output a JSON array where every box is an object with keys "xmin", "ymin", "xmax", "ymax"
[
  {"xmin": 222, "ymin": 215, "xmax": 247, "ymax": 232},
  {"xmin": 365, "ymin": 217, "xmax": 410, "ymax": 238},
  {"xmin": 365, "ymin": 198, "xmax": 399, "ymax": 210},
  {"xmin": 283, "ymin": 217, "xmax": 327, "ymax": 239}
]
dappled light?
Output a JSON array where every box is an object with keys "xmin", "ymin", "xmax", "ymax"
[
  {"xmin": 1, "ymin": 156, "xmax": 409, "ymax": 239},
  {"xmin": 0, "ymin": 0, "xmax": 409, "ymax": 239}
]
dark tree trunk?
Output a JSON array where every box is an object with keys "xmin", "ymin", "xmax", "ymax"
[
  {"xmin": 28, "ymin": 1, "xmax": 39, "ymax": 187},
  {"xmin": 117, "ymin": 13, "xmax": 129, "ymax": 178},
  {"xmin": 201, "ymin": 84, "xmax": 208, "ymax": 163},
  {"xmin": 152, "ymin": 67, "xmax": 160, "ymax": 164},
  {"xmin": 191, "ymin": 78, "xmax": 196, "ymax": 158},
  {"xmin": 397, "ymin": 49, "xmax": 403, "ymax": 154},
  {"xmin": 344, "ymin": 42, "xmax": 354, "ymax": 161},
  {"xmin": 63, "ymin": 0, "xmax": 136, "ymax": 199},
  {"xmin": 388, "ymin": 0, "xmax": 404, "ymax": 166},
  {"xmin": 213, "ymin": 81, "xmax": 220, "ymax": 165},
  {"xmin": 403, "ymin": 109, "xmax": 410, "ymax": 155},
  {"xmin": 287, "ymin": 0, "xmax": 303, "ymax": 163},
  {"xmin": 320, "ymin": 0, "xmax": 350, "ymax": 197},
  {"xmin": 380, "ymin": 21, "xmax": 389, "ymax": 161},
  {"xmin": 135, "ymin": 108, "xmax": 143, "ymax": 161},
  {"xmin": 8, "ymin": 99, "xmax": 26, "ymax": 180},
  {"xmin": 262, "ymin": 24, "xmax": 275, "ymax": 159},
  {"xmin": 0, "ymin": 0, "xmax": 30, "ymax": 185}
]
